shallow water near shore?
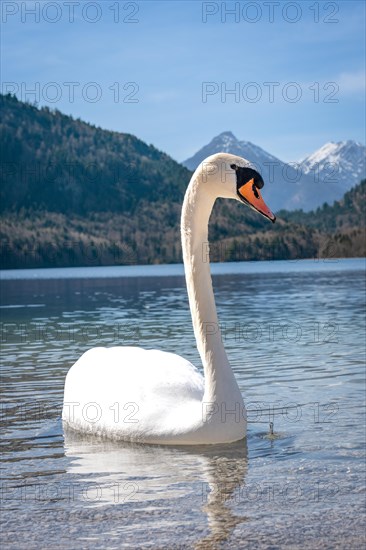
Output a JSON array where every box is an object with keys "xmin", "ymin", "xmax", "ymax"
[{"xmin": 1, "ymin": 258, "xmax": 365, "ymax": 549}]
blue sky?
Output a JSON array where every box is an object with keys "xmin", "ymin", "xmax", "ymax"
[{"xmin": 2, "ymin": 0, "xmax": 365, "ymax": 161}]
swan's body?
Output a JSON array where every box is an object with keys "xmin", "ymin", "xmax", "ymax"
[{"xmin": 62, "ymin": 153, "xmax": 275, "ymax": 444}]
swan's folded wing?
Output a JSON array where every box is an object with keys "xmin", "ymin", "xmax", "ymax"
[{"xmin": 62, "ymin": 346, "xmax": 204, "ymax": 437}]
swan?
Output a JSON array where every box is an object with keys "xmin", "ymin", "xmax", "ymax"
[{"xmin": 62, "ymin": 153, "xmax": 275, "ymax": 444}]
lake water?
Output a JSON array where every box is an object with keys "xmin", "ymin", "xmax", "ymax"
[{"xmin": 1, "ymin": 258, "xmax": 365, "ymax": 549}]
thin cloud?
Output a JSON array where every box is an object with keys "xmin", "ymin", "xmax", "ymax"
[{"xmin": 337, "ymin": 70, "xmax": 366, "ymax": 94}]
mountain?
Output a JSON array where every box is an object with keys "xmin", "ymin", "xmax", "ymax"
[
  {"xmin": 300, "ymin": 140, "xmax": 366, "ymax": 192},
  {"xmin": 0, "ymin": 95, "xmax": 365, "ymax": 269},
  {"xmin": 183, "ymin": 131, "xmax": 280, "ymax": 171},
  {"xmin": 0, "ymin": 93, "xmax": 190, "ymax": 215},
  {"xmin": 183, "ymin": 132, "xmax": 366, "ymax": 212}
]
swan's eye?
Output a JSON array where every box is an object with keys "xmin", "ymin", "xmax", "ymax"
[{"xmin": 255, "ymin": 178, "xmax": 264, "ymax": 189}]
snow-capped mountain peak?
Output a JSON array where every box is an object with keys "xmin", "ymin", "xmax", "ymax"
[
  {"xmin": 300, "ymin": 140, "xmax": 366, "ymax": 185},
  {"xmin": 302, "ymin": 140, "xmax": 364, "ymax": 166}
]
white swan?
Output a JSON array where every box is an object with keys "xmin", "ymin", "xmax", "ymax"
[{"xmin": 62, "ymin": 153, "xmax": 275, "ymax": 444}]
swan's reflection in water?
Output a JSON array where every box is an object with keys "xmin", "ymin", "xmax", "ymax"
[{"xmin": 64, "ymin": 429, "xmax": 248, "ymax": 548}]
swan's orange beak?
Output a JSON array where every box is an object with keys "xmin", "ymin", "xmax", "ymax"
[{"xmin": 238, "ymin": 179, "xmax": 276, "ymax": 223}]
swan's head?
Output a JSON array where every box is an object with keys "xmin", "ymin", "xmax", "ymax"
[{"xmin": 197, "ymin": 153, "xmax": 276, "ymax": 223}]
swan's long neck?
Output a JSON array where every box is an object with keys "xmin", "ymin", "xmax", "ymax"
[{"xmin": 181, "ymin": 176, "xmax": 242, "ymax": 404}]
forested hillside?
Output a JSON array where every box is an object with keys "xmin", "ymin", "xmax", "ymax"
[
  {"xmin": 1, "ymin": 93, "xmax": 189, "ymax": 214},
  {"xmin": 279, "ymin": 181, "xmax": 366, "ymax": 231},
  {"xmin": 0, "ymin": 94, "xmax": 364, "ymax": 269}
]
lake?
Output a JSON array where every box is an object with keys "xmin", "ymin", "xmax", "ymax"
[{"xmin": 1, "ymin": 258, "xmax": 365, "ymax": 549}]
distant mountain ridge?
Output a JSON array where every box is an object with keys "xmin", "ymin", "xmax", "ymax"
[{"xmin": 183, "ymin": 132, "xmax": 366, "ymax": 211}]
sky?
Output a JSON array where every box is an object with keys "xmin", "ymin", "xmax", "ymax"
[{"xmin": 1, "ymin": 0, "xmax": 365, "ymax": 162}]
